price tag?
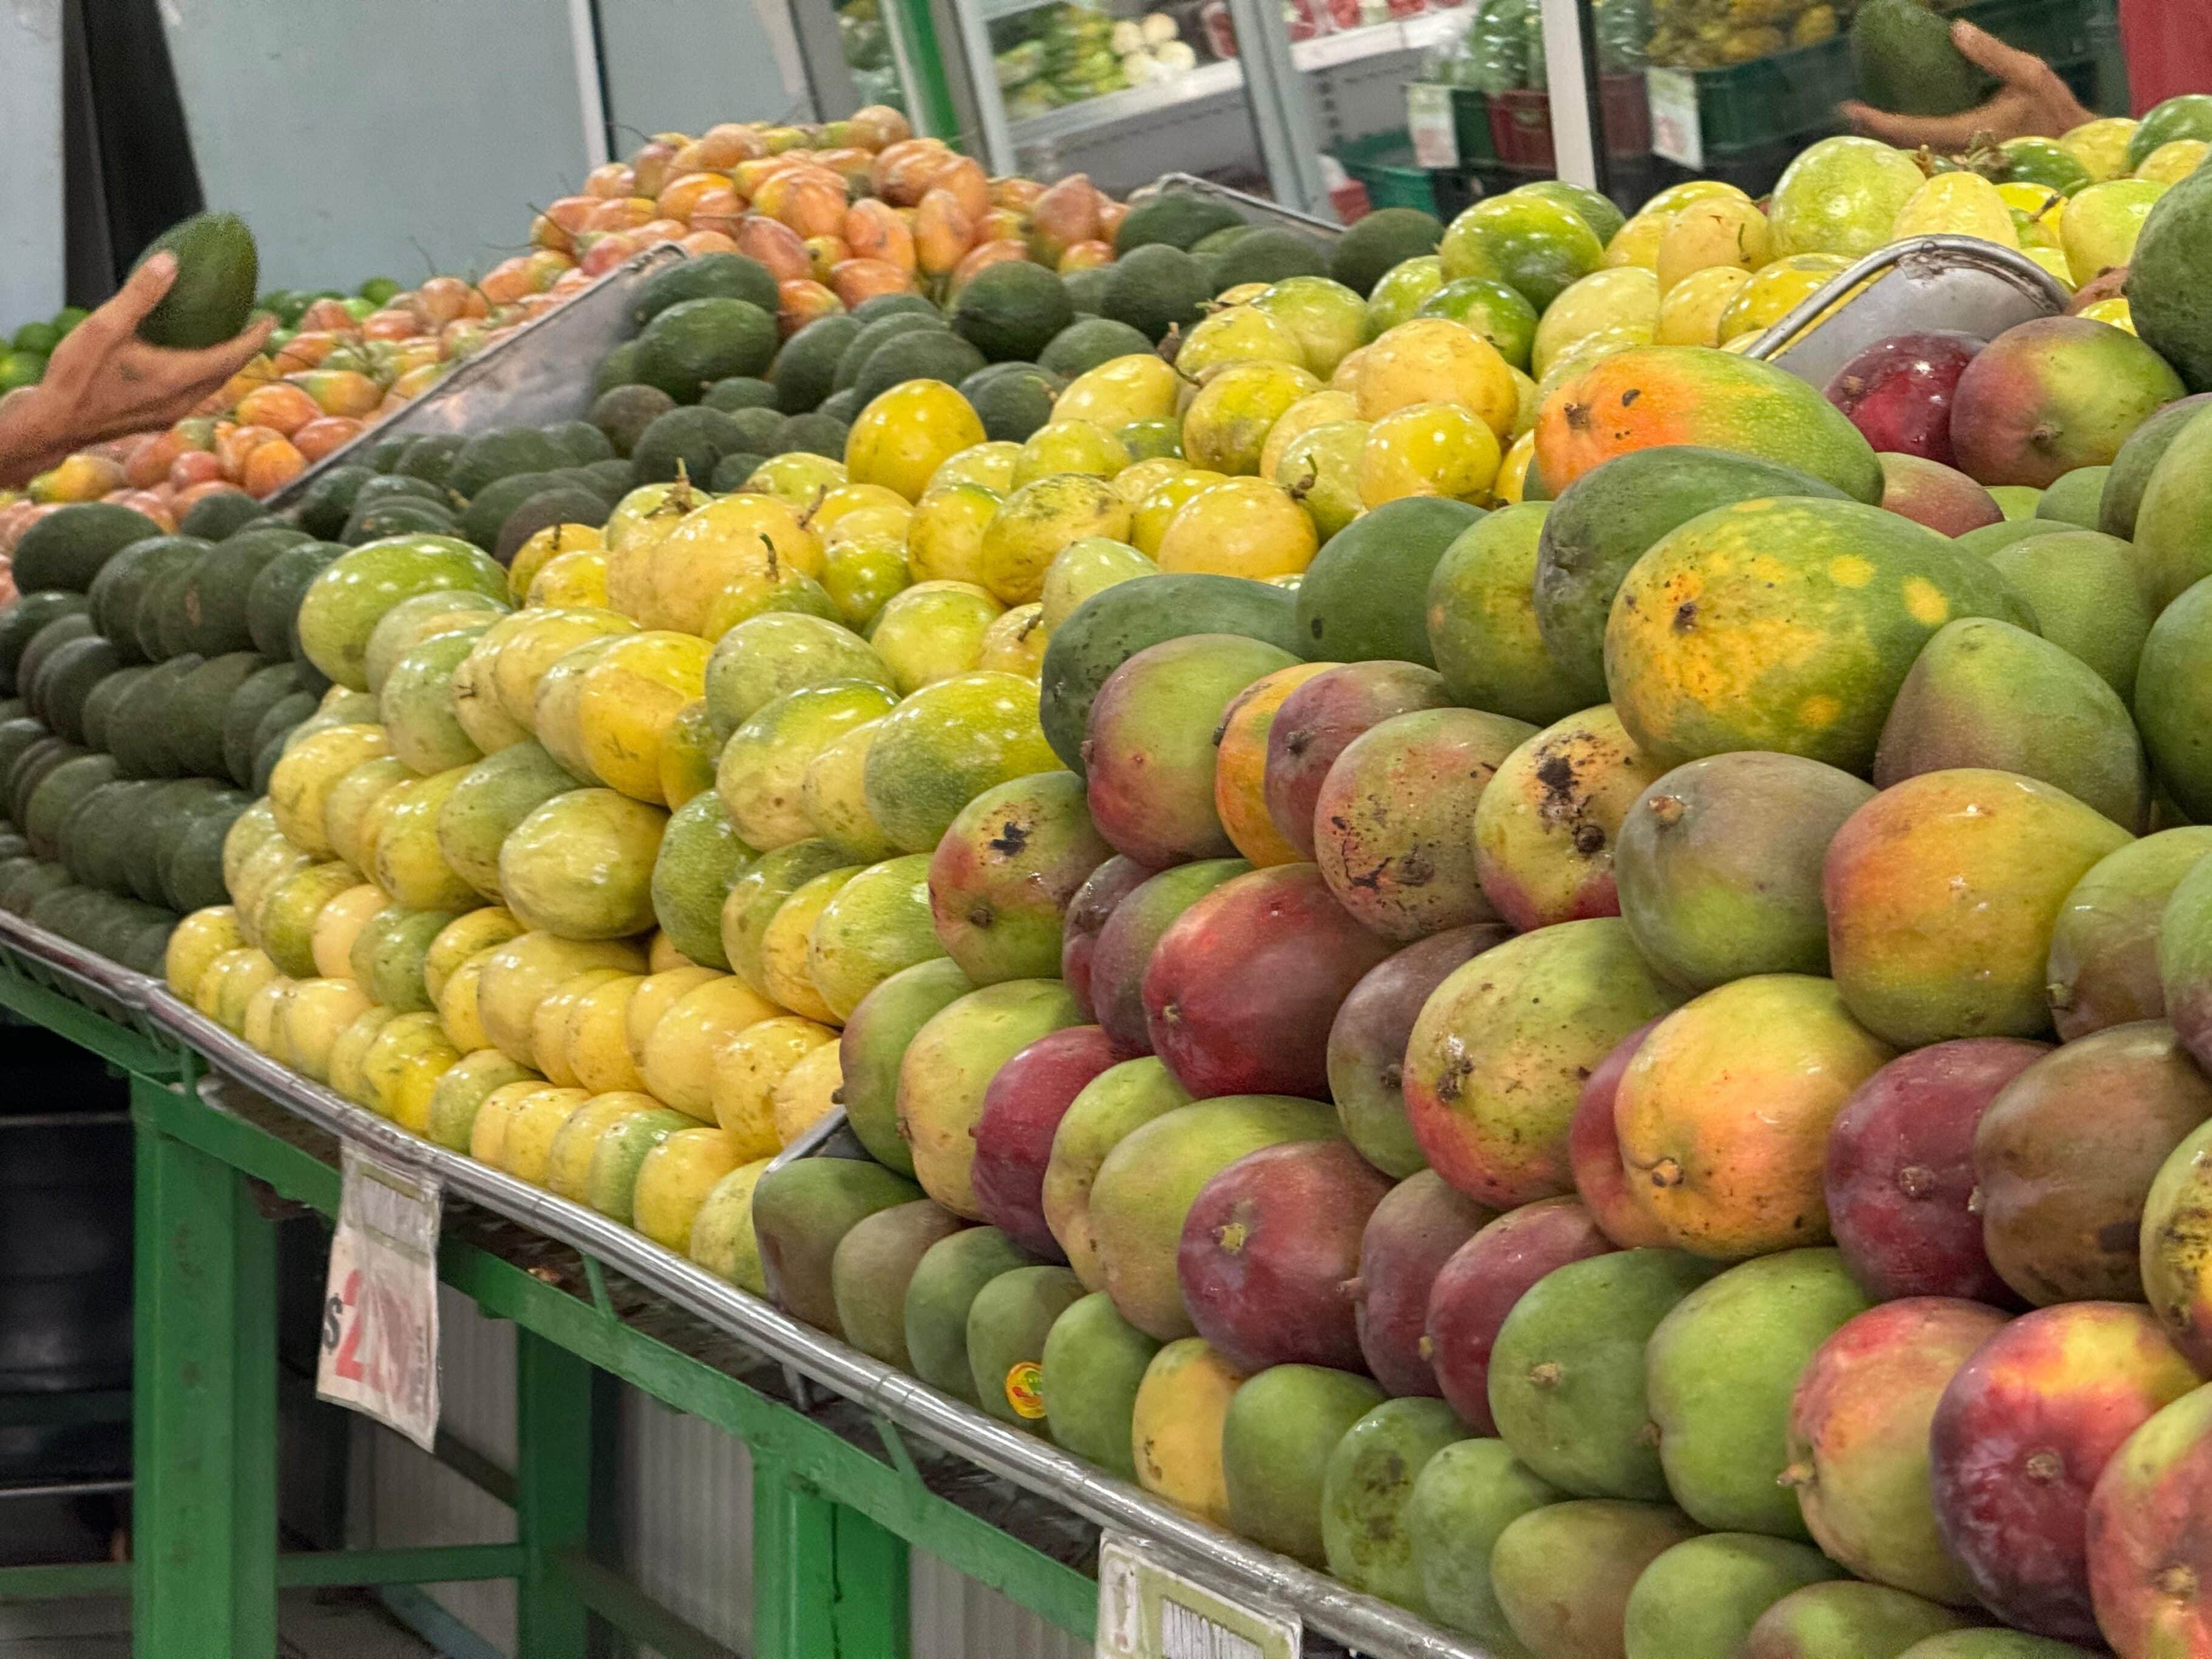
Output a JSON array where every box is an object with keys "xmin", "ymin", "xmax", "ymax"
[
  {"xmin": 1407, "ymin": 82, "xmax": 1458, "ymax": 171},
  {"xmin": 1646, "ymin": 67, "xmax": 1703, "ymax": 169},
  {"xmin": 1096, "ymin": 1533, "xmax": 1301, "ymax": 1659},
  {"xmin": 317, "ymin": 1144, "xmax": 441, "ymax": 1451}
]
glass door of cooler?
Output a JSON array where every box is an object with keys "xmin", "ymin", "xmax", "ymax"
[
  {"xmin": 945, "ymin": 0, "xmax": 1329, "ymax": 209},
  {"xmin": 1386, "ymin": 0, "xmax": 1661, "ymax": 215},
  {"xmin": 792, "ymin": 0, "xmax": 979, "ymax": 140},
  {"xmin": 1274, "ymin": 0, "xmax": 1493, "ymax": 218}
]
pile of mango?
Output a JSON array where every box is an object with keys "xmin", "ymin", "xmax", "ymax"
[{"xmin": 7, "ymin": 107, "xmax": 2212, "ymax": 1659}]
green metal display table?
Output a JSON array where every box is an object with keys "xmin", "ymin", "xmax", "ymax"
[{"xmin": 0, "ymin": 912, "xmax": 1481, "ymax": 1659}]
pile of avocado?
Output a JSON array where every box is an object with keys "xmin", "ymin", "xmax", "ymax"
[
  {"xmin": 0, "ymin": 494, "xmax": 349, "ymax": 971},
  {"xmin": 589, "ymin": 248, "xmax": 1173, "ymax": 475},
  {"xmin": 278, "ymin": 211, "xmax": 1426, "ymax": 573}
]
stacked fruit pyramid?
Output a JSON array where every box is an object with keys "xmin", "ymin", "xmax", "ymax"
[{"xmin": 11, "ymin": 108, "xmax": 2212, "ymax": 1658}]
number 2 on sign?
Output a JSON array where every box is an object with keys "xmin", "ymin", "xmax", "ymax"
[
  {"xmin": 316, "ymin": 1144, "xmax": 442, "ymax": 1450},
  {"xmin": 330, "ymin": 1267, "xmax": 413, "ymax": 1397},
  {"xmin": 329, "ymin": 1267, "xmax": 366, "ymax": 1381}
]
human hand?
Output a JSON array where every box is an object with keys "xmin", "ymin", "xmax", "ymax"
[
  {"xmin": 0, "ymin": 253, "xmax": 274, "ymax": 486},
  {"xmin": 1839, "ymin": 21, "xmax": 2097, "ymax": 151}
]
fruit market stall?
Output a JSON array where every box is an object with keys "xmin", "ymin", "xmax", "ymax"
[
  {"xmin": 0, "ymin": 904, "xmax": 1475, "ymax": 1656},
  {"xmin": 8, "ymin": 97, "xmax": 2212, "ymax": 1659}
]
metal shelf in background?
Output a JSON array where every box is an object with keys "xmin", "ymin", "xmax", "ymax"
[
  {"xmin": 1289, "ymin": 11, "xmax": 1460, "ymax": 72},
  {"xmin": 993, "ymin": 12, "xmax": 1451, "ymax": 154},
  {"xmin": 0, "ymin": 909, "xmax": 1496, "ymax": 1659},
  {"xmin": 1005, "ymin": 59, "xmax": 1245, "ymax": 146}
]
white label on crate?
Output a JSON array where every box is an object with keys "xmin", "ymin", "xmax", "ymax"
[
  {"xmin": 1096, "ymin": 1535, "xmax": 1300, "ymax": 1659},
  {"xmin": 317, "ymin": 1143, "xmax": 441, "ymax": 1451},
  {"xmin": 1646, "ymin": 67, "xmax": 1703, "ymax": 169},
  {"xmin": 1408, "ymin": 82, "xmax": 1459, "ymax": 170}
]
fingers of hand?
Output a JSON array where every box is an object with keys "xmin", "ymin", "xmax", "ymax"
[
  {"xmin": 1839, "ymin": 101, "xmax": 1960, "ymax": 149},
  {"xmin": 167, "ymin": 316, "xmax": 276, "ymax": 385},
  {"xmin": 1951, "ymin": 20, "xmax": 2044, "ymax": 86},
  {"xmin": 102, "ymin": 253, "xmax": 180, "ymax": 333}
]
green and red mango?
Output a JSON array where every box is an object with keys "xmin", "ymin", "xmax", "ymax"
[
  {"xmin": 1082, "ymin": 633, "xmax": 1297, "ymax": 867},
  {"xmin": 1928, "ymin": 1300, "xmax": 2200, "ymax": 1643},
  {"xmin": 1350, "ymin": 1169, "xmax": 1494, "ymax": 1398},
  {"xmin": 1824, "ymin": 1039, "xmax": 2046, "ymax": 1306},
  {"xmin": 1973, "ymin": 1022, "xmax": 2212, "ymax": 1306},
  {"xmin": 1472, "ymin": 704, "xmax": 1663, "ymax": 933},
  {"xmin": 928, "ymin": 770, "xmax": 1111, "ymax": 985},
  {"xmin": 1312, "ymin": 706, "xmax": 1527, "ymax": 941},
  {"xmin": 1141, "ymin": 864, "xmax": 1393, "ymax": 1102},
  {"xmin": 1404, "ymin": 917, "xmax": 1687, "ymax": 1209},
  {"xmin": 1327, "ymin": 924, "xmax": 1511, "ymax": 1179},
  {"xmin": 1785, "ymin": 1297, "xmax": 2008, "ymax": 1604},
  {"xmin": 1176, "ymin": 1138, "xmax": 1391, "ymax": 1374},
  {"xmin": 1261, "ymin": 660, "xmax": 1451, "ymax": 861},
  {"xmin": 1825, "ymin": 768, "xmax": 2132, "ymax": 1048}
]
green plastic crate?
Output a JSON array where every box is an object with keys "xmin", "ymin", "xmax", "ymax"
[
  {"xmin": 1668, "ymin": 0, "xmax": 2094, "ymax": 159},
  {"xmin": 1335, "ymin": 134, "xmax": 1442, "ymax": 215}
]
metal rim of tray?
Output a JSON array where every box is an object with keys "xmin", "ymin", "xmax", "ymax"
[
  {"xmin": 1142, "ymin": 172, "xmax": 1348, "ymax": 239},
  {"xmin": 263, "ymin": 242, "xmax": 690, "ymax": 513},
  {"xmin": 1747, "ymin": 232, "xmax": 2069, "ymax": 366},
  {"xmin": 0, "ymin": 906, "xmax": 1493, "ymax": 1659}
]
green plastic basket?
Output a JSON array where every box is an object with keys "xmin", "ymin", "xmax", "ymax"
[
  {"xmin": 1671, "ymin": 0, "xmax": 2094, "ymax": 159},
  {"xmin": 1335, "ymin": 134, "xmax": 1443, "ymax": 215}
]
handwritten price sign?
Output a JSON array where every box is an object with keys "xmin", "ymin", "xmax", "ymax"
[
  {"xmin": 317, "ymin": 1144, "xmax": 441, "ymax": 1451},
  {"xmin": 1096, "ymin": 1534, "xmax": 1300, "ymax": 1659}
]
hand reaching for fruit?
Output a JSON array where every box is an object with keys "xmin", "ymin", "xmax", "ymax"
[
  {"xmin": 1842, "ymin": 21, "xmax": 2097, "ymax": 151},
  {"xmin": 0, "ymin": 253, "xmax": 274, "ymax": 488}
]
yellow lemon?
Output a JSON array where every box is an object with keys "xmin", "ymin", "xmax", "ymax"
[
  {"xmin": 1357, "ymin": 402, "xmax": 1502, "ymax": 507},
  {"xmin": 1155, "ymin": 478, "xmax": 1318, "ymax": 580},
  {"xmin": 905, "ymin": 483, "xmax": 1002, "ymax": 586},
  {"xmin": 1054, "ymin": 353, "xmax": 1181, "ymax": 429},
  {"xmin": 845, "ymin": 379, "xmax": 987, "ymax": 502},
  {"xmin": 1354, "ymin": 318, "xmax": 1518, "ymax": 438},
  {"xmin": 929, "ymin": 440, "xmax": 1020, "ymax": 492}
]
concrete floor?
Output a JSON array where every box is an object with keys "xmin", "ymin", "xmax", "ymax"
[{"xmin": 0, "ymin": 1591, "xmax": 440, "ymax": 1658}]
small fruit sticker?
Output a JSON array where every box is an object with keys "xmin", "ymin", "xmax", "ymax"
[{"xmin": 1005, "ymin": 1362, "xmax": 1047, "ymax": 1420}]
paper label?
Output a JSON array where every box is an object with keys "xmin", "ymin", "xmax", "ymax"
[
  {"xmin": 1407, "ymin": 82, "xmax": 1459, "ymax": 171},
  {"xmin": 1646, "ymin": 67, "xmax": 1703, "ymax": 169},
  {"xmin": 317, "ymin": 1143, "xmax": 441, "ymax": 1451},
  {"xmin": 1096, "ymin": 1533, "xmax": 1301, "ymax": 1659}
]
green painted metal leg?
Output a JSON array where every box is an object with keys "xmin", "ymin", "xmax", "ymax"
[
  {"xmin": 131, "ymin": 1088, "xmax": 280, "ymax": 1659},
  {"xmin": 515, "ymin": 1328, "xmax": 594, "ymax": 1658},
  {"xmin": 753, "ymin": 1458, "xmax": 835, "ymax": 1659},
  {"xmin": 753, "ymin": 1457, "xmax": 910, "ymax": 1659},
  {"xmin": 831, "ymin": 1502, "xmax": 910, "ymax": 1659}
]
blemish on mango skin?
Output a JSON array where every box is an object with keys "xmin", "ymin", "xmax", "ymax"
[
  {"xmin": 1798, "ymin": 693, "xmax": 1843, "ymax": 730},
  {"xmin": 1902, "ymin": 577, "xmax": 1950, "ymax": 627}
]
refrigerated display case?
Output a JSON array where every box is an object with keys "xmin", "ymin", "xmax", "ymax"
[{"xmin": 937, "ymin": 0, "xmax": 1503, "ymax": 215}]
